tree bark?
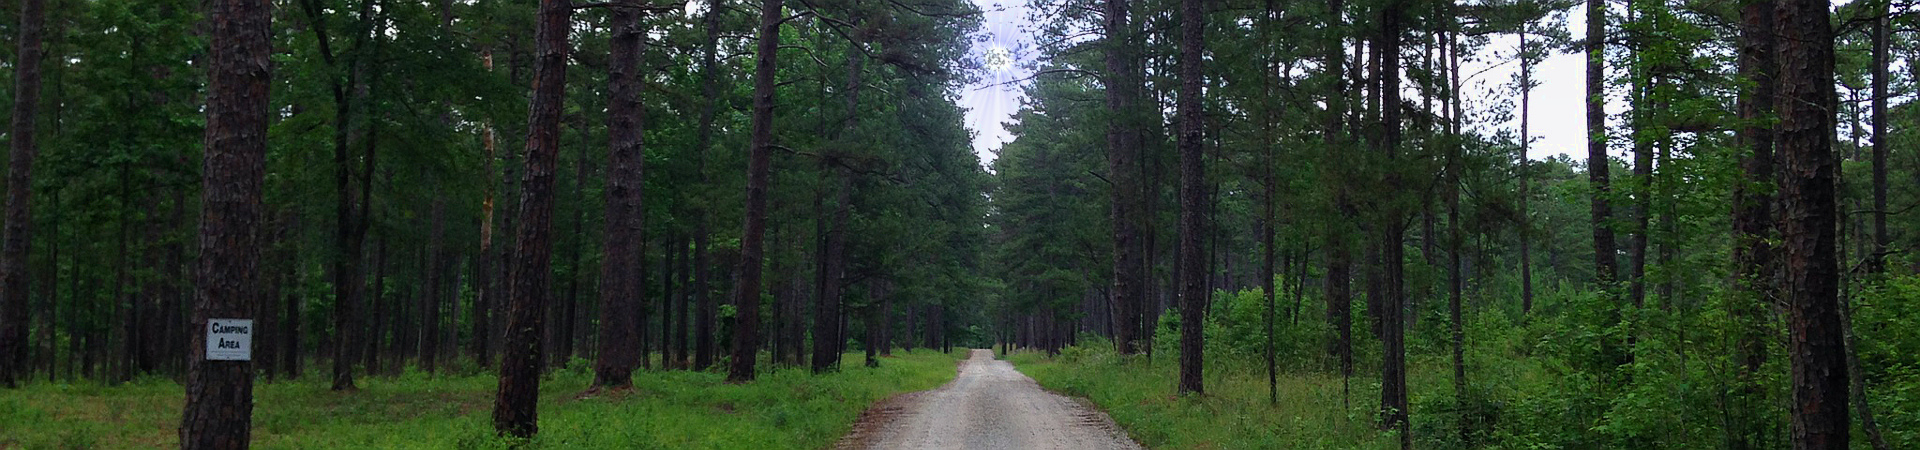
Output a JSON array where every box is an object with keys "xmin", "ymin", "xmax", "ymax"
[
  {"xmin": 813, "ymin": 172, "xmax": 851, "ymax": 373},
  {"xmin": 1627, "ymin": 0, "xmax": 1651, "ymax": 314},
  {"xmin": 592, "ymin": 0, "xmax": 647, "ymax": 390},
  {"xmin": 1377, "ymin": 1, "xmax": 1409, "ymax": 445},
  {"xmin": 1260, "ymin": 0, "xmax": 1279, "ymax": 406},
  {"xmin": 1444, "ymin": 12, "xmax": 1467, "ymax": 443},
  {"xmin": 693, "ymin": 225, "xmax": 714, "ymax": 370},
  {"xmin": 1585, "ymin": 0, "xmax": 1617, "ymax": 288},
  {"xmin": 473, "ymin": 120, "xmax": 497, "ymax": 368},
  {"xmin": 0, "ymin": 0, "xmax": 46, "ymax": 389},
  {"xmin": 726, "ymin": 0, "xmax": 784, "ymax": 382},
  {"xmin": 180, "ymin": 0, "xmax": 270, "ymax": 443},
  {"xmin": 675, "ymin": 235, "xmax": 691, "ymax": 368},
  {"xmin": 1321, "ymin": 0, "xmax": 1353, "ymax": 384},
  {"xmin": 1726, "ymin": 4, "xmax": 1775, "ymax": 447},
  {"xmin": 1518, "ymin": 27, "xmax": 1534, "ymax": 315},
  {"xmin": 1104, "ymin": 0, "xmax": 1146, "ymax": 356},
  {"xmin": 1774, "ymin": 0, "xmax": 1847, "ymax": 446},
  {"xmin": 1868, "ymin": 1, "xmax": 1888, "ymax": 273},
  {"xmin": 661, "ymin": 235, "xmax": 678, "ymax": 368},
  {"xmin": 492, "ymin": 0, "xmax": 569, "ymax": 437},
  {"xmin": 1175, "ymin": 0, "xmax": 1205, "ymax": 396}
]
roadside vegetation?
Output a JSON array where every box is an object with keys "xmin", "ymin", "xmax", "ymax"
[
  {"xmin": 1010, "ymin": 282, "xmax": 1920, "ymax": 449},
  {"xmin": 0, "ymin": 349, "xmax": 961, "ymax": 449}
]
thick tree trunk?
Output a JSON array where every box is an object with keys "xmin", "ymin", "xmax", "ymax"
[
  {"xmin": 1377, "ymin": 2, "xmax": 1408, "ymax": 446},
  {"xmin": 1774, "ymin": 0, "xmax": 1847, "ymax": 447},
  {"xmin": 1104, "ymin": 0, "xmax": 1146, "ymax": 356},
  {"xmin": 726, "ymin": 0, "xmax": 782, "ymax": 382},
  {"xmin": 592, "ymin": 0, "xmax": 647, "ymax": 390},
  {"xmin": 0, "ymin": 0, "xmax": 46, "ymax": 389},
  {"xmin": 1174, "ymin": 0, "xmax": 1205, "ymax": 396},
  {"xmin": 179, "ymin": 0, "xmax": 270, "ymax": 442},
  {"xmin": 492, "ymin": 0, "xmax": 569, "ymax": 437}
]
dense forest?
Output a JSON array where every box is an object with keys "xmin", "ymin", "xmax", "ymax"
[{"xmin": 0, "ymin": 0, "xmax": 1915, "ymax": 447}]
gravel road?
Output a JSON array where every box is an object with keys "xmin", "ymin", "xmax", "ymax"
[{"xmin": 838, "ymin": 349, "xmax": 1142, "ymax": 450}]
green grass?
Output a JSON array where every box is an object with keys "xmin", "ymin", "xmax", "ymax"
[
  {"xmin": 1006, "ymin": 346, "xmax": 1520, "ymax": 450},
  {"xmin": 0, "ymin": 349, "xmax": 962, "ymax": 449}
]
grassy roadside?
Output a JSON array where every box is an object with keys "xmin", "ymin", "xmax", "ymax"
[
  {"xmin": 1006, "ymin": 347, "xmax": 1403, "ymax": 450},
  {"xmin": 0, "ymin": 349, "xmax": 962, "ymax": 449}
]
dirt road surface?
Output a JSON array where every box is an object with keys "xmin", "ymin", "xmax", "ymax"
[{"xmin": 838, "ymin": 349, "xmax": 1141, "ymax": 450}]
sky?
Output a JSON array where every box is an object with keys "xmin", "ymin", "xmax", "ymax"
[
  {"xmin": 957, "ymin": 1, "xmax": 1597, "ymax": 166},
  {"xmin": 960, "ymin": 0, "xmax": 1038, "ymax": 166}
]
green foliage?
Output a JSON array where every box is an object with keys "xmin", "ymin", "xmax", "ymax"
[
  {"xmin": 1010, "ymin": 345, "xmax": 1400, "ymax": 449},
  {"xmin": 0, "ymin": 350, "xmax": 963, "ymax": 448}
]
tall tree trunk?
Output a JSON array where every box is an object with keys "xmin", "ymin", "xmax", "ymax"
[
  {"xmin": 592, "ymin": 0, "xmax": 647, "ymax": 390},
  {"xmin": 863, "ymin": 284, "xmax": 880, "ymax": 368},
  {"xmin": 283, "ymin": 257, "xmax": 302, "ymax": 379},
  {"xmin": 367, "ymin": 235, "xmax": 390, "ymax": 374},
  {"xmin": 1444, "ymin": 12, "xmax": 1467, "ymax": 444},
  {"xmin": 179, "ymin": 0, "xmax": 270, "ymax": 442},
  {"xmin": 661, "ymin": 235, "xmax": 678, "ymax": 369},
  {"xmin": 675, "ymin": 236, "xmax": 691, "ymax": 368},
  {"xmin": 38, "ymin": 190, "xmax": 57, "ymax": 383},
  {"xmin": 314, "ymin": 0, "xmax": 380, "ymax": 392},
  {"xmin": 1104, "ymin": 0, "xmax": 1146, "ymax": 356},
  {"xmin": 1377, "ymin": 1, "xmax": 1409, "ymax": 445},
  {"xmin": 114, "ymin": 171, "xmax": 132, "ymax": 382},
  {"xmin": 0, "ymin": 0, "xmax": 45, "ymax": 389},
  {"xmin": 1627, "ymin": 0, "xmax": 1651, "ymax": 316},
  {"xmin": 726, "ymin": 0, "xmax": 783, "ymax": 382},
  {"xmin": 1726, "ymin": 3, "xmax": 1775, "ymax": 447},
  {"xmin": 813, "ymin": 172, "xmax": 852, "ymax": 373},
  {"xmin": 1260, "ymin": 0, "xmax": 1279, "ymax": 406},
  {"xmin": 1321, "ymin": 0, "xmax": 1353, "ymax": 386},
  {"xmin": 422, "ymin": 198, "xmax": 445, "ymax": 373},
  {"xmin": 1868, "ymin": 1, "xmax": 1888, "ymax": 273},
  {"xmin": 769, "ymin": 223, "xmax": 793, "ymax": 365},
  {"xmin": 1774, "ymin": 0, "xmax": 1846, "ymax": 446},
  {"xmin": 1585, "ymin": 0, "xmax": 1617, "ymax": 288},
  {"xmin": 1518, "ymin": 26, "xmax": 1534, "ymax": 315},
  {"xmin": 1174, "ymin": 0, "xmax": 1205, "ymax": 396},
  {"xmin": 492, "ymin": 0, "xmax": 569, "ymax": 437},
  {"xmin": 473, "ymin": 120, "xmax": 497, "ymax": 367}
]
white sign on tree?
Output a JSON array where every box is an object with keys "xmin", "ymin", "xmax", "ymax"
[{"xmin": 206, "ymin": 319, "xmax": 253, "ymax": 361}]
